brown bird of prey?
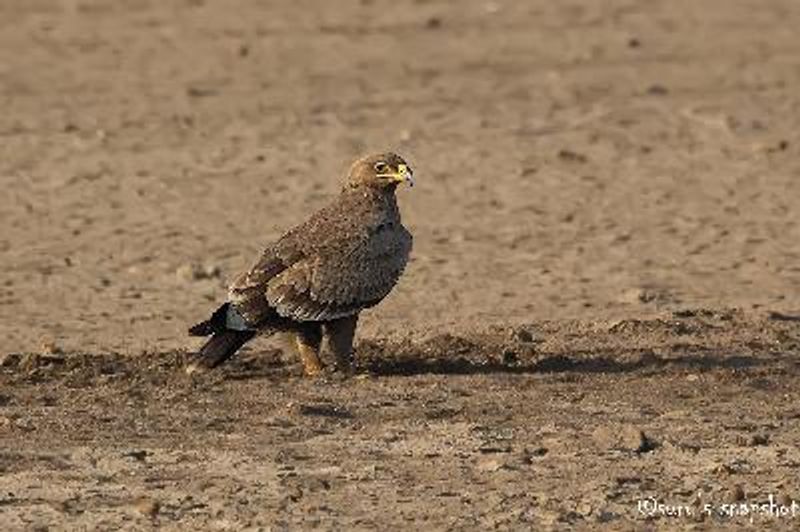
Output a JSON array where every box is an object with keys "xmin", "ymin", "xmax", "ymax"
[{"xmin": 186, "ymin": 152, "xmax": 414, "ymax": 376}]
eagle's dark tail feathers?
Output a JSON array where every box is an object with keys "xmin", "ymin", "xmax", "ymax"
[
  {"xmin": 187, "ymin": 303, "xmax": 256, "ymax": 373},
  {"xmin": 191, "ymin": 329, "xmax": 256, "ymax": 371},
  {"xmin": 188, "ymin": 302, "xmax": 230, "ymax": 336}
]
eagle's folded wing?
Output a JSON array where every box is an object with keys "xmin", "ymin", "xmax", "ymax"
[
  {"xmin": 265, "ymin": 227, "xmax": 412, "ymax": 322},
  {"xmin": 227, "ymin": 192, "xmax": 412, "ymax": 325},
  {"xmin": 226, "ymin": 248, "xmax": 290, "ymax": 326}
]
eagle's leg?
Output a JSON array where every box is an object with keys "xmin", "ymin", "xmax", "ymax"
[
  {"xmin": 324, "ymin": 315, "xmax": 359, "ymax": 372},
  {"xmin": 293, "ymin": 323, "xmax": 324, "ymax": 376}
]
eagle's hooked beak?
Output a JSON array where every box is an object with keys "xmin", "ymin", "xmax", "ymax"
[{"xmin": 396, "ymin": 163, "xmax": 414, "ymax": 187}]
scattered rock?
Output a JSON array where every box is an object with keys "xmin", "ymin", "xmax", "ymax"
[
  {"xmin": 646, "ymin": 84, "xmax": 669, "ymax": 96},
  {"xmin": 627, "ymin": 37, "xmax": 641, "ymax": 48},
  {"xmin": 514, "ymin": 329, "xmax": 535, "ymax": 343},
  {"xmin": 176, "ymin": 263, "xmax": 221, "ymax": 282},
  {"xmin": 557, "ymin": 149, "xmax": 588, "ymax": 163},
  {"xmin": 736, "ymin": 433, "xmax": 769, "ymax": 447},
  {"xmin": 123, "ymin": 450, "xmax": 149, "ymax": 462},
  {"xmin": 186, "ymin": 85, "xmax": 218, "ymax": 98},
  {"xmin": 501, "ymin": 349, "xmax": 518, "ymax": 366},
  {"xmin": 768, "ymin": 311, "xmax": 800, "ymax": 322},
  {"xmin": 41, "ymin": 342, "xmax": 64, "ymax": 356},
  {"xmin": 0, "ymin": 353, "xmax": 22, "ymax": 368},
  {"xmin": 730, "ymin": 485, "xmax": 746, "ymax": 502},
  {"xmin": 519, "ymin": 447, "xmax": 548, "ymax": 465},
  {"xmin": 425, "ymin": 17, "xmax": 442, "ymax": 29},
  {"xmin": 12, "ymin": 416, "xmax": 35, "ymax": 432},
  {"xmin": 529, "ymin": 446, "xmax": 548, "ymax": 457},
  {"xmin": 296, "ymin": 404, "xmax": 353, "ymax": 419},
  {"xmin": 478, "ymin": 444, "xmax": 512, "ymax": 454},
  {"xmin": 593, "ymin": 425, "xmax": 658, "ymax": 453},
  {"xmin": 134, "ymin": 497, "xmax": 160, "ymax": 518},
  {"xmin": 619, "ymin": 288, "xmax": 659, "ymax": 304},
  {"xmin": 477, "ymin": 458, "xmax": 505, "ymax": 472},
  {"xmin": 577, "ymin": 502, "xmax": 593, "ymax": 516},
  {"xmin": 596, "ymin": 510, "xmax": 619, "ymax": 522},
  {"xmin": 20, "ymin": 352, "xmax": 65, "ymax": 372},
  {"xmin": 766, "ymin": 140, "xmax": 790, "ymax": 153},
  {"xmin": 626, "ymin": 427, "xmax": 658, "ymax": 453}
]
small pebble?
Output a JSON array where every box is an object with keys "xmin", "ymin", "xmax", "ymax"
[
  {"xmin": 557, "ymin": 149, "xmax": 588, "ymax": 163},
  {"xmin": 515, "ymin": 329, "xmax": 534, "ymax": 343},
  {"xmin": 647, "ymin": 84, "xmax": 669, "ymax": 96},
  {"xmin": 134, "ymin": 497, "xmax": 160, "ymax": 518},
  {"xmin": 730, "ymin": 485, "xmax": 746, "ymax": 502},
  {"xmin": 176, "ymin": 263, "xmax": 221, "ymax": 282},
  {"xmin": 425, "ymin": 17, "xmax": 442, "ymax": 29},
  {"xmin": 41, "ymin": 341, "xmax": 63, "ymax": 355},
  {"xmin": 477, "ymin": 458, "xmax": 505, "ymax": 472},
  {"xmin": 593, "ymin": 425, "xmax": 657, "ymax": 453}
]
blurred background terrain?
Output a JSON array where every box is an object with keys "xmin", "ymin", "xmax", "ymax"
[{"xmin": 2, "ymin": 0, "xmax": 799, "ymax": 354}]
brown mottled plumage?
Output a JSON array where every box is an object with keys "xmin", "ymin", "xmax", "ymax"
[{"xmin": 186, "ymin": 153, "xmax": 414, "ymax": 376}]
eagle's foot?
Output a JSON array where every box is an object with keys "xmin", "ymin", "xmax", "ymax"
[
  {"xmin": 323, "ymin": 315, "xmax": 358, "ymax": 378},
  {"xmin": 301, "ymin": 357, "xmax": 325, "ymax": 377},
  {"xmin": 293, "ymin": 326, "xmax": 325, "ymax": 378}
]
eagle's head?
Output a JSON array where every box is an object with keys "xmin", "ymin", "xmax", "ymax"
[{"xmin": 345, "ymin": 152, "xmax": 414, "ymax": 191}]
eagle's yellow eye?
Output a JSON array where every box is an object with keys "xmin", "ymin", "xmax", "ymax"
[{"xmin": 373, "ymin": 161, "xmax": 389, "ymax": 174}]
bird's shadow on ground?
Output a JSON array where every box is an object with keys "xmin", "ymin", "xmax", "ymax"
[
  {"xmin": 3, "ymin": 343, "xmax": 784, "ymax": 387},
  {"xmin": 200, "ymin": 334, "xmax": 795, "ymax": 382},
  {"xmin": 358, "ymin": 344, "xmax": 772, "ymax": 378},
  {"xmin": 362, "ymin": 352, "xmax": 765, "ymax": 377}
]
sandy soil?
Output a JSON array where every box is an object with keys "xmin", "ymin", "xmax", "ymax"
[{"xmin": 2, "ymin": 0, "xmax": 800, "ymax": 529}]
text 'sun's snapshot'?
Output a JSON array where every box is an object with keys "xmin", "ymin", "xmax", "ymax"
[{"xmin": 637, "ymin": 494, "xmax": 800, "ymax": 523}]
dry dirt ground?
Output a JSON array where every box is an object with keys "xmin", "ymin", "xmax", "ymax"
[{"xmin": 2, "ymin": 0, "xmax": 800, "ymax": 530}]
